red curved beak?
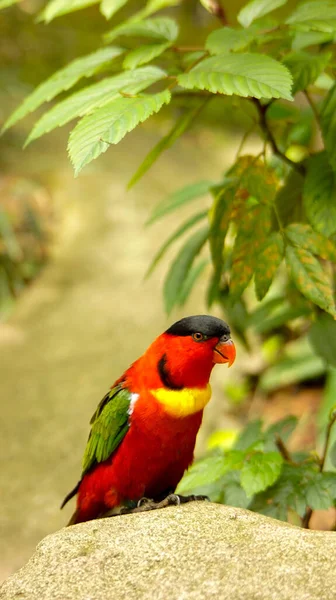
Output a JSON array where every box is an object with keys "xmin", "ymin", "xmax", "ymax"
[{"xmin": 213, "ymin": 338, "xmax": 236, "ymax": 367}]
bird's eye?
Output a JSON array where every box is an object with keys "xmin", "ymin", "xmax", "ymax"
[{"xmin": 192, "ymin": 332, "xmax": 205, "ymax": 342}]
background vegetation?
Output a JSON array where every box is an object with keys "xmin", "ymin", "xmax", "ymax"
[{"xmin": 2, "ymin": 0, "xmax": 336, "ymax": 532}]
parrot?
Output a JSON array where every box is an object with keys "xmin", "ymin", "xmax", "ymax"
[{"xmin": 62, "ymin": 314, "xmax": 236, "ymax": 525}]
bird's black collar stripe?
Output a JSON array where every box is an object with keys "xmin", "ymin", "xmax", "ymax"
[{"xmin": 157, "ymin": 354, "xmax": 183, "ymax": 390}]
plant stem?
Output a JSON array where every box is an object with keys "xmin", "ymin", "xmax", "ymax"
[
  {"xmin": 302, "ymin": 411, "xmax": 336, "ymax": 529},
  {"xmin": 275, "ymin": 435, "xmax": 296, "ymax": 464},
  {"xmin": 250, "ymin": 98, "xmax": 305, "ymax": 175},
  {"xmin": 304, "ymin": 90, "xmax": 322, "ymax": 132}
]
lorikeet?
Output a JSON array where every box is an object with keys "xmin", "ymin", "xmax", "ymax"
[{"xmin": 62, "ymin": 315, "xmax": 236, "ymax": 524}]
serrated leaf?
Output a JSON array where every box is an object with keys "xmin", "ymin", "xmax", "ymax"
[
  {"xmin": 123, "ymin": 42, "xmax": 171, "ymax": 70},
  {"xmin": 3, "ymin": 47, "xmax": 124, "ymax": 132},
  {"xmin": 177, "ymin": 53, "xmax": 293, "ymax": 101},
  {"xmin": 238, "ymin": 0, "xmax": 287, "ymax": 28},
  {"xmin": 285, "ymin": 245, "xmax": 336, "ymax": 317},
  {"xmin": 146, "ymin": 210, "xmax": 207, "ymax": 276},
  {"xmin": 100, "ymin": 0, "xmax": 128, "ymax": 19},
  {"xmin": 68, "ymin": 90, "xmax": 171, "ymax": 175},
  {"xmin": 304, "ymin": 152, "xmax": 336, "ymax": 237},
  {"xmin": 305, "ymin": 472, "xmax": 336, "ymax": 510},
  {"xmin": 286, "ymin": 0, "xmax": 336, "ymax": 33},
  {"xmin": 286, "ymin": 223, "xmax": 336, "ymax": 263},
  {"xmin": 309, "ymin": 313, "xmax": 336, "ymax": 367},
  {"xmin": 39, "ymin": 0, "xmax": 99, "ymax": 22},
  {"xmin": 230, "ymin": 204, "xmax": 272, "ymax": 298},
  {"xmin": 321, "ymin": 83, "xmax": 336, "ymax": 171},
  {"xmin": 26, "ymin": 67, "xmax": 167, "ymax": 144},
  {"xmin": 0, "ymin": 0, "xmax": 20, "ymax": 8},
  {"xmin": 241, "ymin": 452, "xmax": 283, "ymax": 496},
  {"xmin": 147, "ymin": 180, "xmax": 213, "ymax": 224},
  {"xmin": 274, "ymin": 171, "xmax": 304, "ymax": 226},
  {"xmin": 254, "ymin": 232, "xmax": 284, "ymax": 300},
  {"xmin": 129, "ymin": 100, "xmax": 207, "ymax": 188},
  {"xmin": 163, "ymin": 225, "xmax": 209, "ymax": 313},
  {"xmin": 282, "ymin": 51, "xmax": 331, "ymax": 94},
  {"xmin": 105, "ymin": 16, "xmax": 178, "ymax": 43},
  {"xmin": 205, "ymin": 26, "xmax": 255, "ymax": 55},
  {"xmin": 176, "ymin": 450, "xmax": 244, "ymax": 494},
  {"xmin": 177, "ymin": 258, "xmax": 208, "ymax": 306}
]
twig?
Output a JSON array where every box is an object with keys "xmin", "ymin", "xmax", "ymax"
[
  {"xmin": 302, "ymin": 410, "xmax": 336, "ymax": 529},
  {"xmin": 304, "ymin": 90, "xmax": 322, "ymax": 132},
  {"xmin": 250, "ymin": 98, "xmax": 305, "ymax": 175},
  {"xmin": 275, "ymin": 435, "xmax": 297, "ymax": 464}
]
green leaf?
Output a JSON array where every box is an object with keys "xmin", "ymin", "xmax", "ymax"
[
  {"xmin": 321, "ymin": 83, "xmax": 336, "ymax": 171},
  {"xmin": 129, "ymin": 100, "xmax": 207, "ymax": 188},
  {"xmin": 221, "ymin": 471, "xmax": 250, "ymax": 508},
  {"xmin": 0, "ymin": 209, "xmax": 22, "ymax": 260},
  {"xmin": 175, "ymin": 455, "xmax": 227, "ymax": 494},
  {"xmin": 264, "ymin": 416, "xmax": 298, "ymax": 449},
  {"xmin": 285, "ymin": 245, "xmax": 336, "ymax": 317},
  {"xmin": 143, "ymin": 0, "xmax": 181, "ymax": 14},
  {"xmin": 146, "ymin": 210, "xmax": 207, "ymax": 276},
  {"xmin": 0, "ymin": 0, "xmax": 21, "ymax": 8},
  {"xmin": 26, "ymin": 67, "xmax": 167, "ymax": 144},
  {"xmin": 282, "ymin": 51, "xmax": 331, "ymax": 94},
  {"xmin": 147, "ymin": 180, "xmax": 213, "ymax": 224},
  {"xmin": 230, "ymin": 204, "xmax": 272, "ymax": 298},
  {"xmin": 285, "ymin": 223, "xmax": 336, "ymax": 263},
  {"xmin": 286, "ymin": 0, "xmax": 336, "ymax": 33},
  {"xmin": 100, "ymin": 0, "xmax": 128, "ymax": 19},
  {"xmin": 305, "ymin": 472, "xmax": 336, "ymax": 510},
  {"xmin": 123, "ymin": 42, "xmax": 171, "ymax": 70},
  {"xmin": 68, "ymin": 90, "xmax": 171, "ymax": 175},
  {"xmin": 39, "ymin": 0, "xmax": 99, "ymax": 23},
  {"xmin": 304, "ymin": 152, "xmax": 336, "ymax": 237},
  {"xmin": 3, "ymin": 47, "xmax": 124, "ymax": 132},
  {"xmin": 105, "ymin": 17, "xmax": 178, "ymax": 43},
  {"xmin": 163, "ymin": 225, "xmax": 209, "ymax": 313},
  {"xmin": 260, "ymin": 349, "xmax": 325, "ymax": 391},
  {"xmin": 241, "ymin": 452, "xmax": 283, "ymax": 496},
  {"xmin": 208, "ymin": 184, "xmax": 235, "ymax": 299},
  {"xmin": 254, "ymin": 232, "xmax": 284, "ymax": 300},
  {"xmin": 292, "ymin": 30, "xmax": 334, "ymax": 50},
  {"xmin": 177, "ymin": 258, "xmax": 209, "ymax": 306},
  {"xmin": 177, "ymin": 53, "xmax": 293, "ymax": 101},
  {"xmin": 309, "ymin": 313, "xmax": 336, "ymax": 368},
  {"xmin": 238, "ymin": 0, "xmax": 287, "ymax": 28},
  {"xmin": 234, "ymin": 420, "xmax": 263, "ymax": 451},
  {"xmin": 205, "ymin": 26, "xmax": 255, "ymax": 55},
  {"xmin": 274, "ymin": 171, "xmax": 304, "ymax": 227}
]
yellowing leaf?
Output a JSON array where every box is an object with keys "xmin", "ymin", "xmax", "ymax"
[
  {"xmin": 285, "ymin": 223, "xmax": 336, "ymax": 263},
  {"xmin": 254, "ymin": 232, "xmax": 284, "ymax": 300},
  {"xmin": 285, "ymin": 246, "xmax": 336, "ymax": 317}
]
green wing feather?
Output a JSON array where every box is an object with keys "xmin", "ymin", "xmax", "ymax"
[{"xmin": 82, "ymin": 384, "xmax": 131, "ymax": 475}]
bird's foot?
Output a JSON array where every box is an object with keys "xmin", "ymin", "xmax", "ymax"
[{"xmin": 103, "ymin": 493, "xmax": 209, "ymax": 518}]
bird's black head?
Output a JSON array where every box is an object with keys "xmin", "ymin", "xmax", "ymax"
[{"xmin": 165, "ymin": 315, "xmax": 231, "ymax": 340}]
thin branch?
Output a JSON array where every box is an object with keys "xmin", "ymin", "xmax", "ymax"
[
  {"xmin": 250, "ymin": 98, "xmax": 306, "ymax": 175},
  {"xmin": 302, "ymin": 411, "xmax": 336, "ymax": 529},
  {"xmin": 304, "ymin": 90, "xmax": 322, "ymax": 131},
  {"xmin": 275, "ymin": 435, "xmax": 297, "ymax": 464}
]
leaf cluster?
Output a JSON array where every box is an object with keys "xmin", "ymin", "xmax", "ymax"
[
  {"xmin": 3, "ymin": 0, "xmax": 336, "ymax": 364},
  {"xmin": 177, "ymin": 414, "xmax": 336, "ymax": 526}
]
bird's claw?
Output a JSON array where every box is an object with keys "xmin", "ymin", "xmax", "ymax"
[{"xmin": 103, "ymin": 493, "xmax": 210, "ymax": 518}]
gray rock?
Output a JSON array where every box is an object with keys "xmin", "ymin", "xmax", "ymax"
[{"xmin": 1, "ymin": 502, "xmax": 336, "ymax": 600}]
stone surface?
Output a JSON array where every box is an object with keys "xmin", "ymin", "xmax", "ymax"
[{"xmin": 1, "ymin": 502, "xmax": 336, "ymax": 600}]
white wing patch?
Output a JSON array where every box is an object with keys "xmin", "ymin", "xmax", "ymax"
[{"xmin": 128, "ymin": 393, "xmax": 139, "ymax": 416}]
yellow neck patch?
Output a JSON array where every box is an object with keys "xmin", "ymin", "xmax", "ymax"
[{"xmin": 150, "ymin": 384, "xmax": 212, "ymax": 418}]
